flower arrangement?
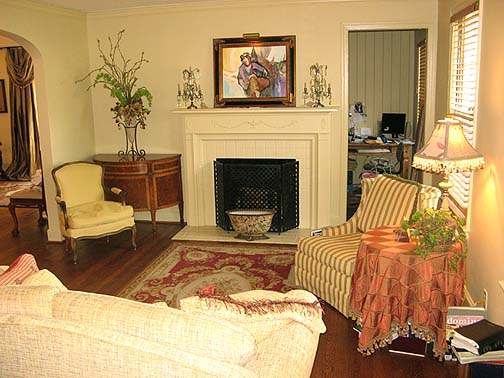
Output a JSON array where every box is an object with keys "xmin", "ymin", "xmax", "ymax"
[
  {"xmin": 77, "ymin": 30, "xmax": 153, "ymax": 131},
  {"xmin": 401, "ymin": 208, "xmax": 467, "ymax": 270}
]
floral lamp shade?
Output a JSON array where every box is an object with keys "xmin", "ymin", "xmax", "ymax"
[{"xmin": 412, "ymin": 116, "xmax": 485, "ymax": 209}]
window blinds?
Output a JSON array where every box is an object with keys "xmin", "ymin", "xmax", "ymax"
[
  {"xmin": 448, "ymin": 1, "xmax": 480, "ymax": 216},
  {"xmin": 416, "ymin": 40, "xmax": 427, "ymax": 124}
]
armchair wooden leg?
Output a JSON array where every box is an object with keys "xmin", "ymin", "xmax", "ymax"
[
  {"xmin": 131, "ymin": 225, "xmax": 137, "ymax": 251},
  {"xmin": 65, "ymin": 237, "xmax": 70, "ymax": 252},
  {"xmin": 70, "ymin": 238, "xmax": 78, "ymax": 264}
]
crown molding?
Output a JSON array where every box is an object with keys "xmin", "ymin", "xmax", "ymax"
[
  {"xmin": 3, "ymin": 0, "xmax": 86, "ymax": 19},
  {"xmin": 86, "ymin": 0, "xmax": 401, "ymax": 19}
]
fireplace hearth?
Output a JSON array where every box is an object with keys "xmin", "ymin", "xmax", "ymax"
[{"xmin": 214, "ymin": 158, "xmax": 299, "ymax": 233}]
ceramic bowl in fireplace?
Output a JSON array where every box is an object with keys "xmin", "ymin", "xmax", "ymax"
[{"xmin": 226, "ymin": 209, "xmax": 276, "ymax": 241}]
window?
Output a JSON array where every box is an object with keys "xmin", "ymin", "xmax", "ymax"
[
  {"xmin": 416, "ymin": 40, "xmax": 427, "ymax": 124},
  {"xmin": 448, "ymin": 1, "xmax": 480, "ymax": 216}
]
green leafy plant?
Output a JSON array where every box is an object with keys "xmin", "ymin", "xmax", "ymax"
[
  {"xmin": 401, "ymin": 208, "xmax": 467, "ymax": 270},
  {"xmin": 76, "ymin": 30, "xmax": 153, "ymax": 129}
]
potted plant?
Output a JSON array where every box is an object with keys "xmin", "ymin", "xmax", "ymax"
[
  {"xmin": 401, "ymin": 208, "xmax": 467, "ymax": 270},
  {"xmin": 77, "ymin": 30, "xmax": 153, "ymax": 158}
]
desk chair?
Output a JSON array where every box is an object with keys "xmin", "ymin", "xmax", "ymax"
[{"xmin": 362, "ymin": 142, "xmax": 404, "ymax": 176}]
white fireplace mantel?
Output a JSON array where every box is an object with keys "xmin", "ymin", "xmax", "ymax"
[{"xmin": 174, "ymin": 107, "xmax": 347, "ymax": 230}]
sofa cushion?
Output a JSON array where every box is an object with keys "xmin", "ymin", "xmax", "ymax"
[
  {"xmin": 182, "ymin": 290, "xmax": 325, "ymax": 378},
  {"xmin": 22, "ymin": 269, "xmax": 67, "ymax": 289},
  {"xmin": 244, "ymin": 320, "xmax": 320, "ymax": 378},
  {"xmin": 51, "ymin": 291, "xmax": 256, "ymax": 366},
  {"xmin": 67, "ymin": 201, "xmax": 134, "ymax": 228},
  {"xmin": 0, "ymin": 254, "xmax": 39, "ymax": 286},
  {"xmin": 0, "ymin": 314, "xmax": 258, "ymax": 378},
  {"xmin": 0, "ymin": 285, "xmax": 64, "ymax": 317},
  {"xmin": 356, "ymin": 174, "xmax": 420, "ymax": 232}
]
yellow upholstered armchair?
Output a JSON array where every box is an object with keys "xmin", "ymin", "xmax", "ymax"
[
  {"xmin": 52, "ymin": 161, "xmax": 136, "ymax": 264},
  {"xmin": 294, "ymin": 174, "xmax": 441, "ymax": 317}
]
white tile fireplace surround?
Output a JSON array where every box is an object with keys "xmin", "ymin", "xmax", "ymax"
[{"xmin": 175, "ymin": 107, "xmax": 346, "ymax": 230}]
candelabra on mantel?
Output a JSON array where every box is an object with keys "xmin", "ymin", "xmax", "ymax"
[
  {"xmin": 303, "ymin": 63, "xmax": 332, "ymax": 107},
  {"xmin": 177, "ymin": 66, "xmax": 206, "ymax": 109}
]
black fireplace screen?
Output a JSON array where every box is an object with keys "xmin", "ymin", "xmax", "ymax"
[{"xmin": 214, "ymin": 158, "xmax": 299, "ymax": 233}]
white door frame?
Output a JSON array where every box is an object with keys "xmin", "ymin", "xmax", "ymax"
[{"xmin": 341, "ymin": 22, "xmax": 438, "ymax": 185}]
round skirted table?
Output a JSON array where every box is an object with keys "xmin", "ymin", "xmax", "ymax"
[{"xmin": 349, "ymin": 226, "xmax": 465, "ymax": 360}]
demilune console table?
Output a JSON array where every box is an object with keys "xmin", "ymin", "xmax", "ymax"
[{"xmin": 93, "ymin": 154, "xmax": 184, "ymax": 232}]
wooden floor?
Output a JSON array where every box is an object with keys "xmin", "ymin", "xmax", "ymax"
[{"xmin": 0, "ymin": 208, "xmax": 462, "ymax": 378}]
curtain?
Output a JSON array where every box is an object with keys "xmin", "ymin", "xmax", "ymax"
[
  {"xmin": 409, "ymin": 104, "xmax": 425, "ymax": 182},
  {"xmin": 5, "ymin": 47, "xmax": 40, "ymax": 180}
]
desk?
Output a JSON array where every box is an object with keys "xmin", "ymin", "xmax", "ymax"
[
  {"xmin": 349, "ymin": 226, "xmax": 465, "ymax": 360},
  {"xmin": 93, "ymin": 154, "xmax": 184, "ymax": 232},
  {"xmin": 348, "ymin": 141, "xmax": 413, "ymax": 179},
  {"xmin": 9, "ymin": 188, "xmax": 46, "ymax": 236}
]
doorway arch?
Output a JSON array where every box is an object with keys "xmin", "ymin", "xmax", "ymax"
[{"xmin": 0, "ymin": 29, "xmax": 61, "ymax": 241}]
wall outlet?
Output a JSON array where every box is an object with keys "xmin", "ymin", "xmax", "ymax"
[{"xmin": 499, "ymin": 280, "xmax": 504, "ymax": 294}]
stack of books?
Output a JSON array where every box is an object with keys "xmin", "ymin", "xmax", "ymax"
[
  {"xmin": 450, "ymin": 319, "xmax": 504, "ymax": 365},
  {"xmin": 446, "ymin": 304, "xmax": 486, "ymax": 340}
]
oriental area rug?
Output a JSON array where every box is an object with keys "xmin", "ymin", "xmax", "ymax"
[{"xmin": 118, "ymin": 241, "xmax": 297, "ymax": 308}]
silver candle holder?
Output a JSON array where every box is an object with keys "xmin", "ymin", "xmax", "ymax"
[
  {"xmin": 303, "ymin": 63, "xmax": 332, "ymax": 107},
  {"xmin": 177, "ymin": 66, "xmax": 205, "ymax": 109}
]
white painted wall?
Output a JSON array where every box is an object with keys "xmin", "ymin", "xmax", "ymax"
[
  {"xmin": 348, "ymin": 30, "xmax": 416, "ymax": 136},
  {"xmin": 465, "ymin": 0, "xmax": 504, "ymax": 324},
  {"xmin": 0, "ymin": 0, "xmax": 95, "ymax": 241},
  {"xmin": 86, "ymin": 0, "xmax": 438, "ymax": 221},
  {"xmin": 436, "ymin": 0, "xmax": 504, "ymax": 323}
]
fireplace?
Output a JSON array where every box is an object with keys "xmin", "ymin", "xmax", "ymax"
[
  {"xmin": 176, "ymin": 108, "xmax": 346, "ymax": 229},
  {"xmin": 214, "ymin": 158, "xmax": 299, "ymax": 232}
]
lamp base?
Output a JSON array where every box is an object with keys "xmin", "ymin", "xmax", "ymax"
[{"xmin": 439, "ymin": 175, "xmax": 454, "ymax": 210}]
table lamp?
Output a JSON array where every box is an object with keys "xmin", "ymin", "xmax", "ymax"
[{"xmin": 412, "ymin": 116, "xmax": 485, "ymax": 209}]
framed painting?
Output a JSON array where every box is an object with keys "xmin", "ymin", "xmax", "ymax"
[
  {"xmin": 0, "ymin": 80, "xmax": 7, "ymax": 113},
  {"xmin": 213, "ymin": 35, "xmax": 296, "ymax": 107}
]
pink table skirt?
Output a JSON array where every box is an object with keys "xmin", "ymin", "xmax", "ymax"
[{"xmin": 349, "ymin": 226, "xmax": 465, "ymax": 360}]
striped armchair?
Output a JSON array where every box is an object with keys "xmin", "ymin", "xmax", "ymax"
[{"xmin": 294, "ymin": 174, "xmax": 441, "ymax": 317}]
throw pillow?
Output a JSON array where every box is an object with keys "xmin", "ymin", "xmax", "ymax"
[
  {"xmin": 21, "ymin": 269, "xmax": 67, "ymax": 289},
  {"xmin": 356, "ymin": 174, "xmax": 420, "ymax": 233},
  {"xmin": 0, "ymin": 254, "xmax": 39, "ymax": 286},
  {"xmin": 0, "ymin": 285, "xmax": 64, "ymax": 317},
  {"xmin": 180, "ymin": 289, "xmax": 327, "ymax": 336}
]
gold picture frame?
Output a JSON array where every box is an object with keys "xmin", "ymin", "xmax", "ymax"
[{"xmin": 213, "ymin": 35, "xmax": 296, "ymax": 107}]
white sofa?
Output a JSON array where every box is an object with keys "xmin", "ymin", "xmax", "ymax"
[{"xmin": 0, "ymin": 267, "xmax": 325, "ymax": 378}]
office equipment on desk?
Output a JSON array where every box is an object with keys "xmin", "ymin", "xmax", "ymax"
[
  {"xmin": 380, "ymin": 113, "xmax": 406, "ymax": 138},
  {"xmin": 356, "ymin": 148, "xmax": 390, "ymax": 154},
  {"xmin": 348, "ymin": 141, "xmax": 413, "ymax": 179}
]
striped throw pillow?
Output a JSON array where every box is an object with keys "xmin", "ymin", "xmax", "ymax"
[
  {"xmin": 356, "ymin": 174, "xmax": 420, "ymax": 233},
  {"xmin": 0, "ymin": 254, "xmax": 39, "ymax": 286}
]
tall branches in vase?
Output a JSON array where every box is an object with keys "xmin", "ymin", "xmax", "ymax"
[{"xmin": 77, "ymin": 30, "xmax": 153, "ymax": 158}]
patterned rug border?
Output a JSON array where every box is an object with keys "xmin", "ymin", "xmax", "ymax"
[{"xmin": 118, "ymin": 240, "xmax": 297, "ymax": 302}]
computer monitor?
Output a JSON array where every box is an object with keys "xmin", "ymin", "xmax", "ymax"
[{"xmin": 380, "ymin": 113, "xmax": 406, "ymax": 138}]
